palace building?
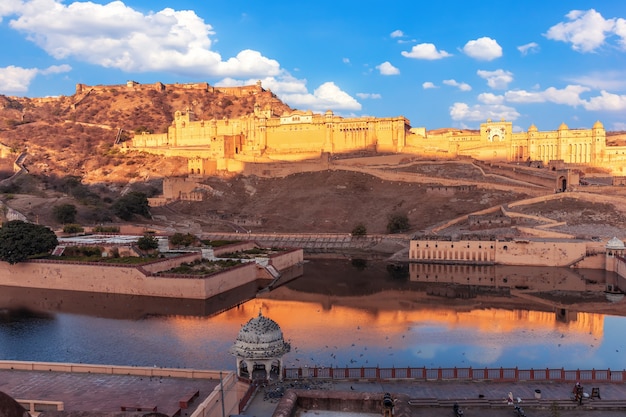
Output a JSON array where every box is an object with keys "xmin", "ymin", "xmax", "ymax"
[{"xmin": 123, "ymin": 82, "xmax": 626, "ymax": 176}]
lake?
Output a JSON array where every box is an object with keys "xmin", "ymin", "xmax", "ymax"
[{"xmin": 1, "ymin": 258, "xmax": 625, "ymax": 372}]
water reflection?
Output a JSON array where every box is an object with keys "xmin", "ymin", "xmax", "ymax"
[{"xmin": 0, "ymin": 259, "xmax": 625, "ymax": 372}]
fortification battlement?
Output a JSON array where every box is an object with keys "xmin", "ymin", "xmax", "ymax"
[{"xmin": 75, "ymin": 80, "xmax": 265, "ymax": 97}]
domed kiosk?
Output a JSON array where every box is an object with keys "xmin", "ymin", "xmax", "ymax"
[{"xmin": 230, "ymin": 311, "xmax": 290, "ymax": 381}]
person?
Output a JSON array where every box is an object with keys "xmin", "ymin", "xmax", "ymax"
[{"xmin": 573, "ymin": 382, "xmax": 583, "ymax": 405}]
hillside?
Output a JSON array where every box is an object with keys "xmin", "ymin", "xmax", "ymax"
[
  {"xmin": 0, "ymin": 83, "xmax": 625, "ymax": 238},
  {"xmin": 0, "ymin": 84, "xmax": 292, "ymax": 183}
]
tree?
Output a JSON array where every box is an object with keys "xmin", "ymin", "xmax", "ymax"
[
  {"xmin": 53, "ymin": 204, "xmax": 77, "ymax": 224},
  {"xmin": 137, "ymin": 233, "xmax": 159, "ymax": 251},
  {"xmin": 62, "ymin": 224, "xmax": 84, "ymax": 234},
  {"xmin": 169, "ymin": 232, "xmax": 196, "ymax": 247},
  {"xmin": 387, "ymin": 212, "xmax": 409, "ymax": 234},
  {"xmin": 0, "ymin": 220, "xmax": 58, "ymax": 264},
  {"xmin": 112, "ymin": 192, "xmax": 150, "ymax": 220},
  {"xmin": 351, "ymin": 223, "xmax": 367, "ymax": 237}
]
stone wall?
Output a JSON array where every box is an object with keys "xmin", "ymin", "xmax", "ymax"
[
  {"xmin": 410, "ymin": 238, "xmax": 608, "ymax": 268},
  {"xmin": 126, "ymin": 103, "xmax": 626, "ymax": 176},
  {"xmin": 0, "ymin": 255, "xmax": 259, "ymax": 299},
  {"xmin": 268, "ymin": 249, "xmax": 304, "ymax": 271}
]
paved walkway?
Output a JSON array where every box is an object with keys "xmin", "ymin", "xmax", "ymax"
[
  {"xmin": 0, "ymin": 369, "xmax": 218, "ymax": 416},
  {"xmin": 3, "ymin": 368, "xmax": 626, "ymax": 417},
  {"xmin": 242, "ymin": 379, "xmax": 626, "ymax": 417}
]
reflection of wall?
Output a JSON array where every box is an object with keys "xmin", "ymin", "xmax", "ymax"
[
  {"xmin": 218, "ymin": 297, "xmax": 604, "ymax": 349},
  {"xmin": 409, "ymin": 264, "xmax": 605, "ymax": 292}
]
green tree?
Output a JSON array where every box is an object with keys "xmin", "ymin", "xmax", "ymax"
[
  {"xmin": 62, "ymin": 224, "xmax": 84, "ymax": 234},
  {"xmin": 386, "ymin": 212, "xmax": 409, "ymax": 234},
  {"xmin": 351, "ymin": 223, "xmax": 367, "ymax": 237},
  {"xmin": 137, "ymin": 233, "xmax": 159, "ymax": 251},
  {"xmin": 170, "ymin": 232, "xmax": 196, "ymax": 247},
  {"xmin": 53, "ymin": 204, "xmax": 77, "ymax": 224},
  {"xmin": 112, "ymin": 192, "xmax": 150, "ymax": 220},
  {"xmin": 0, "ymin": 220, "xmax": 58, "ymax": 264}
]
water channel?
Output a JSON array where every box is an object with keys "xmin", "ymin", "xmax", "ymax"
[{"xmin": 1, "ymin": 259, "xmax": 625, "ymax": 372}]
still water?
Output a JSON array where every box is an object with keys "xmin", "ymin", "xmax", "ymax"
[{"xmin": 1, "ymin": 259, "xmax": 626, "ymax": 372}]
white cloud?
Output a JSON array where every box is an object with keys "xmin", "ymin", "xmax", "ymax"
[
  {"xmin": 517, "ymin": 42, "xmax": 539, "ymax": 55},
  {"xmin": 478, "ymin": 93, "xmax": 504, "ymax": 105},
  {"xmin": 615, "ymin": 18, "xmax": 626, "ymax": 49},
  {"xmin": 450, "ymin": 102, "xmax": 520, "ymax": 122},
  {"xmin": 0, "ymin": 66, "xmax": 38, "ymax": 94},
  {"xmin": 390, "ymin": 30, "xmax": 404, "ymax": 38},
  {"xmin": 8, "ymin": 1, "xmax": 281, "ymax": 78},
  {"xmin": 505, "ymin": 85, "xmax": 589, "ymax": 106},
  {"xmin": 544, "ymin": 9, "xmax": 615, "ymax": 53},
  {"xmin": 443, "ymin": 79, "xmax": 471, "ymax": 92},
  {"xmin": 218, "ymin": 76, "xmax": 361, "ymax": 113},
  {"xmin": 280, "ymin": 81, "xmax": 362, "ymax": 112},
  {"xmin": 477, "ymin": 69, "xmax": 514, "ymax": 90},
  {"xmin": 583, "ymin": 90, "xmax": 626, "ymax": 111},
  {"xmin": 462, "ymin": 37, "xmax": 502, "ymax": 61},
  {"xmin": 0, "ymin": 64, "xmax": 72, "ymax": 94},
  {"xmin": 422, "ymin": 82, "xmax": 437, "ymax": 89},
  {"xmin": 401, "ymin": 43, "xmax": 452, "ymax": 60},
  {"xmin": 342, "ymin": 57, "xmax": 350, "ymax": 64},
  {"xmin": 0, "ymin": 0, "xmax": 22, "ymax": 22},
  {"xmin": 376, "ymin": 61, "xmax": 400, "ymax": 75},
  {"xmin": 40, "ymin": 64, "xmax": 72, "ymax": 75},
  {"xmin": 566, "ymin": 71, "xmax": 626, "ymax": 90},
  {"xmin": 356, "ymin": 92, "xmax": 382, "ymax": 99}
]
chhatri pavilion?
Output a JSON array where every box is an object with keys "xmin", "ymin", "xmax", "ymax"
[{"xmin": 230, "ymin": 311, "xmax": 291, "ymax": 381}]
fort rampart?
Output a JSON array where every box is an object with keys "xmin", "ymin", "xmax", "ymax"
[{"xmin": 120, "ymin": 83, "xmax": 626, "ymax": 177}]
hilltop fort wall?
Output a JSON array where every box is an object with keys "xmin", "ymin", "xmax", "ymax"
[
  {"xmin": 75, "ymin": 79, "xmax": 265, "ymax": 97},
  {"xmin": 121, "ymin": 83, "xmax": 626, "ymax": 176}
]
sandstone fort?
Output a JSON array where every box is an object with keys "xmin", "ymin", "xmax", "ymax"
[{"xmin": 109, "ymin": 80, "xmax": 626, "ymax": 179}]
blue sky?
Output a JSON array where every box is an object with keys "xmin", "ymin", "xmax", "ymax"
[{"xmin": 1, "ymin": 1, "xmax": 626, "ymax": 132}]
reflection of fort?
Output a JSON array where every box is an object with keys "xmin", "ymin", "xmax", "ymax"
[{"xmin": 120, "ymin": 82, "xmax": 626, "ymax": 176}]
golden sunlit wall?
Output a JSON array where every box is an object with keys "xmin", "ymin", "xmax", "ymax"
[{"xmin": 124, "ymin": 86, "xmax": 626, "ymax": 175}]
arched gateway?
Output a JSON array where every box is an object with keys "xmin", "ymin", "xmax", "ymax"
[{"xmin": 230, "ymin": 311, "xmax": 291, "ymax": 381}]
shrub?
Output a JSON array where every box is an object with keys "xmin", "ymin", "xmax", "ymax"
[
  {"xmin": 93, "ymin": 225, "xmax": 120, "ymax": 233},
  {"xmin": 137, "ymin": 233, "xmax": 159, "ymax": 251},
  {"xmin": 387, "ymin": 212, "xmax": 409, "ymax": 234},
  {"xmin": 351, "ymin": 223, "xmax": 367, "ymax": 237},
  {"xmin": 53, "ymin": 204, "xmax": 77, "ymax": 224},
  {"xmin": 169, "ymin": 232, "xmax": 197, "ymax": 247},
  {"xmin": 63, "ymin": 224, "xmax": 84, "ymax": 234},
  {"xmin": 112, "ymin": 191, "xmax": 150, "ymax": 220}
]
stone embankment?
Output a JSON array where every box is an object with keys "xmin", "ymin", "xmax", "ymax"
[{"xmin": 201, "ymin": 232, "xmax": 409, "ymax": 259}]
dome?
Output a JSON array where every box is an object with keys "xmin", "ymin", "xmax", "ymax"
[
  {"xmin": 558, "ymin": 122, "xmax": 568, "ymax": 130},
  {"xmin": 230, "ymin": 312, "xmax": 291, "ymax": 359},
  {"xmin": 606, "ymin": 237, "xmax": 626, "ymax": 250},
  {"xmin": 593, "ymin": 120, "xmax": 604, "ymax": 129},
  {"xmin": 528, "ymin": 124, "xmax": 538, "ymax": 132}
]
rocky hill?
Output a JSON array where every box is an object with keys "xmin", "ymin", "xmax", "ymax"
[
  {"xmin": 0, "ymin": 83, "xmax": 625, "ymax": 238},
  {"xmin": 0, "ymin": 83, "xmax": 292, "ymax": 182}
]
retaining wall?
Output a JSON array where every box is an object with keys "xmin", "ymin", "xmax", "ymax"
[{"xmin": 0, "ymin": 257, "xmax": 257, "ymax": 299}]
